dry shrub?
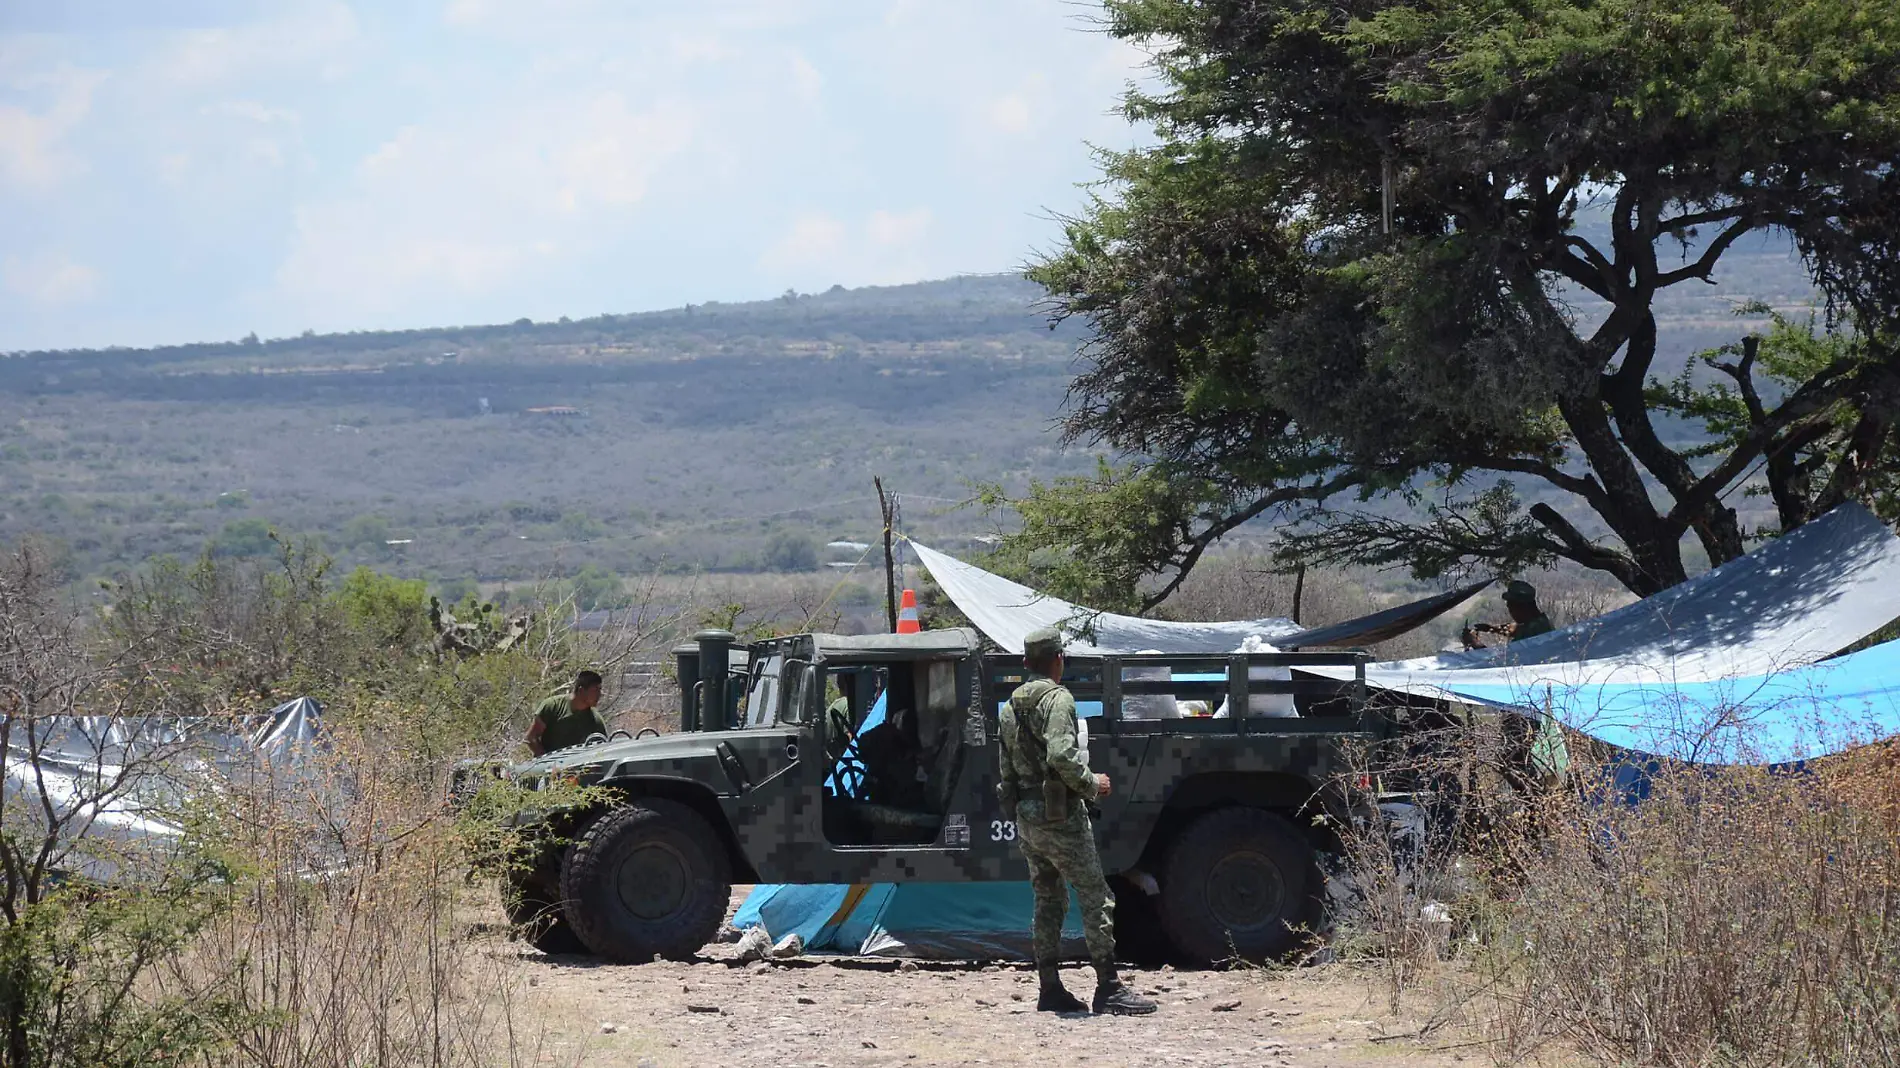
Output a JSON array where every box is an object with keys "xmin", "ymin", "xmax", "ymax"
[
  {"xmin": 1336, "ymin": 714, "xmax": 1900, "ymax": 1067},
  {"xmin": 1489, "ymin": 754, "xmax": 1900, "ymax": 1067},
  {"xmin": 162, "ymin": 728, "xmax": 560, "ymax": 1068},
  {"xmin": 1163, "ymin": 553, "xmax": 1381, "ymax": 627}
]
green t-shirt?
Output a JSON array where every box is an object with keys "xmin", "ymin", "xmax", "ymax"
[
  {"xmin": 535, "ymin": 694, "xmax": 608, "ymax": 753},
  {"xmin": 1512, "ymin": 614, "xmax": 1556, "ymax": 640}
]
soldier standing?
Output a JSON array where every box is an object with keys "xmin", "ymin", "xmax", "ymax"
[{"xmin": 998, "ymin": 627, "xmax": 1157, "ymax": 1016}]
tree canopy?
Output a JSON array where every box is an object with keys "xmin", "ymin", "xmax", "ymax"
[{"xmin": 1015, "ymin": 0, "xmax": 1900, "ymax": 608}]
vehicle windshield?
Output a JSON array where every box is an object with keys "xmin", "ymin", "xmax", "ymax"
[{"xmin": 740, "ymin": 654, "xmax": 783, "ymax": 727}]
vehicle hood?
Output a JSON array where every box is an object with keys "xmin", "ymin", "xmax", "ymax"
[{"xmin": 511, "ymin": 728, "xmax": 795, "ymax": 780}]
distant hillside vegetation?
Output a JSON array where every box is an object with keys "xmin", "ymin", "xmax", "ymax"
[
  {"xmin": 0, "ymin": 246, "xmax": 1815, "ymax": 594},
  {"xmin": 0, "ymin": 276, "xmax": 1094, "ymax": 590}
]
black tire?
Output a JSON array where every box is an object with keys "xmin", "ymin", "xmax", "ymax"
[
  {"xmin": 501, "ymin": 870, "xmax": 585, "ymax": 955},
  {"xmin": 1157, "ymin": 807, "xmax": 1320, "ymax": 965},
  {"xmin": 558, "ymin": 798, "xmax": 731, "ymax": 963},
  {"xmin": 1110, "ymin": 876, "xmax": 1173, "ymax": 968}
]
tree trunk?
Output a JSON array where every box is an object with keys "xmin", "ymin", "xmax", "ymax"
[{"xmin": 1555, "ymin": 391, "xmax": 1686, "ymax": 594}]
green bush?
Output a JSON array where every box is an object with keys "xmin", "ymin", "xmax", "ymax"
[
  {"xmin": 764, "ymin": 532, "xmax": 819, "ymax": 573},
  {"xmin": 207, "ymin": 518, "xmax": 274, "ymax": 559}
]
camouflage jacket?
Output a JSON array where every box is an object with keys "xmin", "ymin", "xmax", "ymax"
[{"xmin": 997, "ymin": 676, "xmax": 1098, "ymax": 819}]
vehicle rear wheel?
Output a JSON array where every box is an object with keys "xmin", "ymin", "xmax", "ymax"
[
  {"xmin": 1157, "ymin": 807, "xmax": 1318, "ymax": 965},
  {"xmin": 559, "ymin": 798, "xmax": 731, "ymax": 963},
  {"xmin": 502, "ymin": 868, "xmax": 585, "ymax": 955}
]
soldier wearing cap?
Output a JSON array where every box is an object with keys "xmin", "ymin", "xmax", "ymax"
[
  {"xmin": 1459, "ymin": 582, "xmax": 1569, "ymax": 802},
  {"xmin": 1461, "ymin": 580, "xmax": 1556, "ymax": 649},
  {"xmin": 997, "ymin": 626, "xmax": 1156, "ymax": 1016}
]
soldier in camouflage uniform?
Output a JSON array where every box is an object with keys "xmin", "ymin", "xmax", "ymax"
[{"xmin": 998, "ymin": 627, "xmax": 1157, "ymax": 1016}]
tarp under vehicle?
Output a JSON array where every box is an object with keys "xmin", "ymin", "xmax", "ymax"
[{"xmin": 732, "ymin": 881, "xmax": 1087, "ymax": 960}]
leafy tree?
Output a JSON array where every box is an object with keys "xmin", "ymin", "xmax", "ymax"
[
  {"xmin": 340, "ymin": 513, "xmax": 391, "ymax": 550},
  {"xmin": 336, "ymin": 566, "xmax": 431, "ymax": 650},
  {"xmin": 207, "ymin": 517, "xmax": 275, "ymax": 559},
  {"xmin": 569, "ymin": 564, "xmax": 624, "ymax": 610},
  {"xmin": 559, "ymin": 511, "xmax": 606, "ymax": 540},
  {"xmin": 763, "ymin": 532, "xmax": 820, "ymax": 573},
  {"xmin": 435, "ymin": 575, "xmax": 479, "ymax": 606},
  {"xmin": 1, "ymin": 544, "xmax": 255, "ymax": 1066},
  {"xmin": 1019, "ymin": 0, "xmax": 1900, "ymax": 606}
]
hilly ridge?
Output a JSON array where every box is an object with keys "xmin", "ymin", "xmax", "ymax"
[
  {"xmin": 0, "ymin": 246, "xmax": 1818, "ymax": 593},
  {"xmin": 0, "ymin": 275, "xmax": 1093, "ymax": 588}
]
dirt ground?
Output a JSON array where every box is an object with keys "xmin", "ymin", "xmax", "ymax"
[{"xmin": 496, "ymin": 888, "xmax": 1482, "ymax": 1068}]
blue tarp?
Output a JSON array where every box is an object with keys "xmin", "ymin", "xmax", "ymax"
[
  {"xmin": 733, "ymin": 881, "xmax": 1087, "ymax": 960},
  {"xmin": 1435, "ymin": 639, "xmax": 1900, "ymax": 765},
  {"xmin": 826, "ymin": 692, "xmax": 886, "ymax": 797}
]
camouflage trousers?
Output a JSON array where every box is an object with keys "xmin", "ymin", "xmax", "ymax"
[{"xmin": 1015, "ymin": 801, "xmax": 1115, "ymax": 965}]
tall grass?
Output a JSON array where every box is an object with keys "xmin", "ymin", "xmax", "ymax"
[
  {"xmin": 166, "ymin": 730, "xmax": 554, "ymax": 1068},
  {"xmin": 2, "ymin": 541, "xmax": 617, "ymax": 1068},
  {"xmin": 1335, "ymin": 710, "xmax": 1900, "ymax": 1067}
]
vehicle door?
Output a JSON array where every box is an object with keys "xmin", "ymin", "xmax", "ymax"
[{"xmin": 754, "ymin": 654, "xmax": 1007, "ymax": 884}]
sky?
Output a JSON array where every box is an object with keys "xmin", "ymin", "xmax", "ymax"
[{"xmin": 0, "ymin": 0, "xmax": 1151, "ymax": 351}]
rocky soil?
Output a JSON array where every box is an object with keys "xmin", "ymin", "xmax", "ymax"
[{"xmin": 494, "ymin": 888, "xmax": 1481, "ymax": 1068}]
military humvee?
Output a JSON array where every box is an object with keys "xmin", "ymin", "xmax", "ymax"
[{"xmin": 482, "ymin": 627, "xmax": 1375, "ymax": 966}]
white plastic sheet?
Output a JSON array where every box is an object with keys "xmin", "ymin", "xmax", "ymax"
[{"xmin": 907, "ymin": 540, "xmax": 1300, "ymax": 655}]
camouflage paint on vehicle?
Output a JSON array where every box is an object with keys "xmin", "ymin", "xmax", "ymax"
[{"xmin": 497, "ymin": 629, "xmax": 1375, "ymax": 887}]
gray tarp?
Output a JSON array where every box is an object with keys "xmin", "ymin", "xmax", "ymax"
[
  {"xmin": 1, "ymin": 698, "xmax": 326, "ymax": 881},
  {"xmin": 915, "ymin": 504, "xmax": 1900, "ymax": 763}
]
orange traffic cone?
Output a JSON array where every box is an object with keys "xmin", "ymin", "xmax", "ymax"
[{"xmin": 896, "ymin": 589, "xmax": 921, "ymax": 633}]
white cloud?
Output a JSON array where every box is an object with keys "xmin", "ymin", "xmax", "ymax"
[
  {"xmin": 0, "ymin": 0, "xmax": 1150, "ymax": 348},
  {"xmin": 158, "ymin": 151, "xmax": 191, "ymax": 185},
  {"xmin": 276, "ymin": 95, "xmax": 694, "ymax": 320},
  {"xmin": 551, "ymin": 94, "xmax": 692, "ymax": 208},
  {"xmin": 760, "ymin": 208, "xmax": 933, "ymax": 286},
  {"xmin": 867, "ymin": 207, "xmax": 930, "ymax": 246},
  {"xmin": 4, "ymin": 253, "xmax": 100, "ymax": 304},
  {"xmin": 150, "ymin": 2, "xmax": 360, "ymax": 86},
  {"xmin": 760, "ymin": 213, "xmax": 848, "ymax": 272},
  {"xmin": 985, "ymin": 92, "xmax": 1033, "ymax": 136},
  {"xmin": 0, "ymin": 67, "xmax": 104, "ymax": 190},
  {"xmin": 209, "ymin": 100, "xmax": 300, "ymax": 125},
  {"xmin": 789, "ymin": 53, "xmax": 822, "ymax": 104}
]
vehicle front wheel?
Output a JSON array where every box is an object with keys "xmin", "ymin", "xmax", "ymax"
[
  {"xmin": 559, "ymin": 798, "xmax": 731, "ymax": 963},
  {"xmin": 1157, "ymin": 807, "xmax": 1319, "ymax": 965},
  {"xmin": 502, "ymin": 868, "xmax": 585, "ymax": 955}
]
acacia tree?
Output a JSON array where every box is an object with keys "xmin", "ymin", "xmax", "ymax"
[{"xmin": 1014, "ymin": 0, "xmax": 1900, "ymax": 609}]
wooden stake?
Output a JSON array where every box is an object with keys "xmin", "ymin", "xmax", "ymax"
[
  {"xmin": 1381, "ymin": 158, "xmax": 1394, "ymax": 235},
  {"xmin": 876, "ymin": 476, "xmax": 898, "ymax": 633}
]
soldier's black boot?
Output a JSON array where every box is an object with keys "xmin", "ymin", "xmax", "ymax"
[
  {"xmin": 1091, "ymin": 962, "xmax": 1158, "ymax": 1016},
  {"xmin": 1035, "ymin": 964, "xmax": 1088, "ymax": 1013}
]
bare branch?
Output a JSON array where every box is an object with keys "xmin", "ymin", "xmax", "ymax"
[
  {"xmin": 1657, "ymin": 215, "xmax": 1763, "ymax": 288},
  {"xmin": 1141, "ymin": 472, "xmax": 1365, "ymax": 613},
  {"xmin": 1527, "ymin": 503, "xmax": 1643, "ymax": 590},
  {"xmin": 1662, "ymin": 357, "xmax": 1867, "ymax": 533},
  {"xmin": 1657, "ymin": 205, "xmax": 1748, "ymax": 233}
]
